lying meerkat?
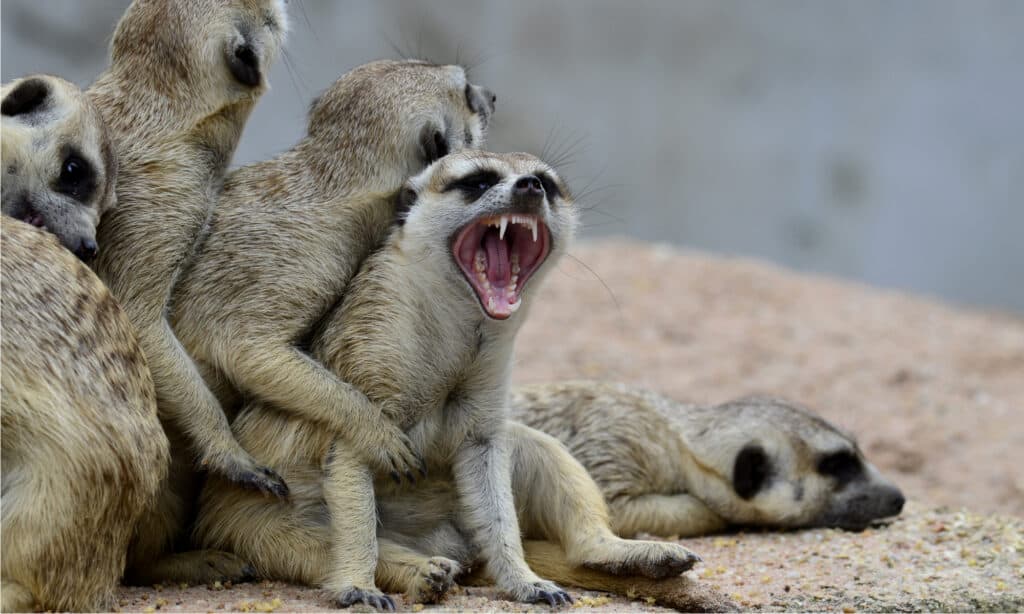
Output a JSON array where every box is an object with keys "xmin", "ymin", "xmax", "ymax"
[
  {"xmin": 1, "ymin": 74, "xmax": 116, "ymax": 260},
  {"xmin": 513, "ymin": 381, "xmax": 906, "ymax": 537},
  {"xmin": 1, "ymin": 219, "xmax": 170, "ymax": 612},
  {"xmin": 196, "ymin": 152, "xmax": 724, "ymax": 611},
  {"xmin": 171, "ymin": 59, "xmax": 496, "ymax": 482},
  {"xmin": 84, "ymin": 0, "xmax": 289, "ymax": 584}
]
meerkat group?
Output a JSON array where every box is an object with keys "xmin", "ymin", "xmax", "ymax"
[{"xmin": 1, "ymin": 1, "xmax": 905, "ymax": 612}]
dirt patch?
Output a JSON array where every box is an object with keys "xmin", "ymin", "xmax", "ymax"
[{"xmin": 117, "ymin": 239, "xmax": 1024, "ymax": 611}]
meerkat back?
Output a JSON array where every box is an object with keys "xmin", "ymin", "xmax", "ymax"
[{"xmin": 1, "ymin": 219, "xmax": 169, "ymax": 612}]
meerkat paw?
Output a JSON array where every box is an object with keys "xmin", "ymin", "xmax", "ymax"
[
  {"xmin": 507, "ymin": 580, "xmax": 573, "ymax": 608},
  {"xmin": 210, "ymin": 450, "xmax": 290, "ymax": 499},
  {"xmin": 368, "ymin": 424, "xmax": 426, "ymax": 486},
  {"xmin": 332, "ymin": 586, "xmax": 396, "ymax": 611},
  {"xmin": 407, "ymin": 556, "xmax": 461, "ymax": 604},
  {"xmin": 581, "ymin": 539, "xmax": 702, "ymax": 580}
]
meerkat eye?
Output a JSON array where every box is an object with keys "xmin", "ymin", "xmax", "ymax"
[
  {"xmin": 817, "ymin": 451, "xmax": 863, "ymax": 484},
  {"xmin": 55, "ymin": 153, "xmax": 96, "ymax": 202},
  {"xmin": 536, "ymin": 172, "xmax": 562, "ymax": 200},
  {"xmin": 446, "ymin": 170, "xmax": 500, "ymax": 200}
]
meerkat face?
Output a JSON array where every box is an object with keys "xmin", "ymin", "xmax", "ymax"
[
  {"xmin": 397, "ymin": 151, "xmax": 577, "ymax": 320},
  {"xmin": 688, "ymin": 398, "xmax": 905, "ymax": 531},
  {"xmin": 307, "ymin": 60, "xmax": 496, "ymax": 180},
  {"xmin": 110, "ymin": 0, "xmax": 287, "ymax": 101},
  {"xmin": 2, "ymin": 76, "xmax": 116, "ymax": 261}
]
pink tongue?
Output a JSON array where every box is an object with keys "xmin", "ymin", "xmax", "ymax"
[{"xmin": 484, "ymin": 230, "xmax": 511, "ymax": 288}]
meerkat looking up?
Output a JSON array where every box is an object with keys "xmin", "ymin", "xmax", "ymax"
[
  {"xmin": 87, "ymin": 0, "xmax": 289, "ymax": 496},
  {"xmin": 513, "ymin": 381, "xmax": 906, "ymax": 537},
  {"xmin": 1, "ymin": 75, "xmax": 116, "ymax": 260},
  {"xmin": 171, "ymin": 59, "xmax": 496, "ymax": 481},
  {"xmin": 1, "ymin": 218, "xmax": 170, "ymax": 613},
  {"xmin": 83, "ymin": 0, "xmax": 288, "ymax": 584}
]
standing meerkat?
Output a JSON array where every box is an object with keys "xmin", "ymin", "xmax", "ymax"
[
  {"xmin": 1, "ymin": 219, "xmax": 169, "ymax": 612},
  {"xmin": 195, "ymin": 152, "xmax": 722, "ymax": 611},
  {"xmin": 512, "ymin": 381, "xmax": 906, "ymax": 537},
  {"xmin": 84, "ymin": 0, "xmax": 289, "ymax": 584},
  {"xmin": 1, "ymin": 74, "xmax": 116, "ymax": 260},
  {"xmin": 172, "ymin": 59, "xmax": 496, "ymax": 481}
]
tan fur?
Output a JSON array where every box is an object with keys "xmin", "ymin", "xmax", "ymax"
[
  {"xmin": 171, "ymin": 60, "xmax": 495, "ymax": 480},
  {"xmin": 512, "ymin": 381, "xmax": 906, "ymax": 537},
  {"xmin": 83, "ymin": 0, "xmax": 290, "ymax": 583},
  {"xmin": 1, "ymin": 219, "xmax": 169, "ymax": 612},
  {"xmin": 196, "ymin": 152, "xmax": 727, "ymax": 610},
  {"xmin": 1, "ymin": 75, "xmax": 116, "ymax": 259}
]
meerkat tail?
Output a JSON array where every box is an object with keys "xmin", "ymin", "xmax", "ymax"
[{"xmin": 521, "ymin": 541, "xmax": 737, "ymax": 612}]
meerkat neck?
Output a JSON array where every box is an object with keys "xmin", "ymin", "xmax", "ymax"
[{"xmin": 297, "ymin": 134, "xmax": 411, "ymax": 198}]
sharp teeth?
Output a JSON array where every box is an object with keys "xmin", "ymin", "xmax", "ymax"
[
  {"xmin": 531, "ymin": 219, "xmax": 538, "ymax": 242},
  {"xmin": 510, "ymin": 251, "xmax": 520, "ymax": 274},
  {"xmin": 487, "ymin": 297, "xmax": 496, "ymax": 311},
  {"xmin": 508, "ymin": 297, "xmax": 522, "ymax": 313},
  {"xmin": 474, "ymin": 249, "xmax": 486, "ymax": 272},
  {"xmin": 499, "ymin": 215, "xmax": 509, "ymax": 240}
]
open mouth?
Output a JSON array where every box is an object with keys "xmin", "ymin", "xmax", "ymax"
[{"xmin": 452, "ymin": 213, "xmax": 551, "ymax": 319}]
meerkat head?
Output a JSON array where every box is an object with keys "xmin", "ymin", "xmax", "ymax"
[
  {"xmin": 683, "ymin": 398, "xmax": 905, "ymax": 531},
  {"xmin": 305, "ymin": 60, "xmax": 496, "ymax": 188},
  {"xmin": 396, "ymin": 151, "xmax": 577, "ymax": 321},
  {"xmin": 108, "ymin": 0, "xmax": 287, "ymax": 108},
  {"xmin": 2, "ymin": 75, "xmax": 116, "ymax": 261}
]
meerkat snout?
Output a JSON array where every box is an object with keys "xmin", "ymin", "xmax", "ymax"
[{"xmin": 228, "ymin": 42, "xmax": 261, "ymax": 87}]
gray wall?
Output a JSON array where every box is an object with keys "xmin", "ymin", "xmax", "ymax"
[{"xmin": 4, "ymin": 0, "xmax": 1022, "ymax": 313}]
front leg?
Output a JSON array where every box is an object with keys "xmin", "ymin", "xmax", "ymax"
[
  {"xmin": 452, "ymin": 430, "xmax": 572, "ymax": 607},
  {"xmin": 322, "ymin": 443, "xmax": 395, "ymax": 612}
]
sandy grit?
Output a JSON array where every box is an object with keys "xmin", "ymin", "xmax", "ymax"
[{"xmin": 116, "ymin": 239, "xmax": 1024, "ymax": 611}]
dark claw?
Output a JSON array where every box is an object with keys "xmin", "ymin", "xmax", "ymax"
[
  {"xmin": 544, "ymin": 592, "xmax": 557, "ymax": 607},
  {"xmin": 390, "ymin": 471, "xmax": 401, "ymax": 484},
  {"xmin": 405, "ymin": 470, "xmax": 416, "ymax": 484},
  {"xmin": 240, "ymin": 564, "xmax": 258, "ymax": 582},
  {"xmin": 419, "ymin": 458, "xmax": 428, "ymax": 477}
]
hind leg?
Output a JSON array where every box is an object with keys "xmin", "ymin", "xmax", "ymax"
[
  {"xmin": 376, "ymin": 539, "xmax": 461, "ymax": 605},
  {"xmin": 125, "ymin": 453, "xmax": 254, "ymax": 586},
  {"xmin": 609, "ymin": 493, "xmax": 727, "ymax": 539},
  {"xmin": 508, "ymin": 422, "xmax": 701, "ymax": 580}
]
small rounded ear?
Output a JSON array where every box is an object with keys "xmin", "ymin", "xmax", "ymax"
[
  {"xmin": 733, "ymin": 444, "xmax": 771, "ymax": 500},
  {"xmin": 2, "ymin": 78, "xmax": 49, "ymax": 117},
  {"xmin": 393, "ymin": 187, "xmax": 417, "ymax": 226},
  {"xmin": 419, "ymin": 123, "xmax": 449, "ymax": 166}
]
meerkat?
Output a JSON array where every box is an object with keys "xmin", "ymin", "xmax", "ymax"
[
  {"xmin": 512, "ymin": 381, "xmax": 906, "ymax": 537},
  {"xmin": 2, "ymin": 74, "xmax": 115, "ymax": 260},
  {"xmin": 83, "ymin": 0, "xmax": 289, "ymax": 584},
  {"xmin": 195, "ymin": 152, "xmax": 726, "ymax": 611},
  {"xmin": 171, "ymin": 59, "xmax": 496, "ymax": 482},
  {"xmin": 1, "ymin": 218, "xmax": 170, "ymax": 612}
]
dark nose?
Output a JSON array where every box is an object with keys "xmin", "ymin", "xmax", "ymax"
[
  {"xmin": 76, "ymin": 238, "xmax": 98, "ymax": 262},
  {"xmin": 483, "ymin": 88, "xmax": 497, "ymax": 112},
  {"xmin": 228, "ymin": 43, "xmax": 261, "ymax": 87},
  {"xmin": 514, "ymin": 175, "xmax": 543, "ymax": 196},
  {"xmin": 885, "ymin": 489, "xmax": 906, "ymax": 516}
]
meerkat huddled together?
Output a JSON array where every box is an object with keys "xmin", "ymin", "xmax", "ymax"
[{"xmin": 2, "ymin": 1, "xmax": 906, "ymax": 612}]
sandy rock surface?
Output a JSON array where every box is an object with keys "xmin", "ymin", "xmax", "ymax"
[{"xmin": 118, "ymin": 239, "xmax": 1024, "ymax": 611}]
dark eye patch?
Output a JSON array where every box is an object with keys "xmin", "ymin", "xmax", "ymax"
[
  {"xmin": 444, "ymin": 170, "xmax": 501, "ymax": 201},
  {"xmin": 817, "ymin": 450, "xmax": 863, "ymax": 484},
  {"xmin": 2, "ymin": 78, "xmax": 49, "ymax": 117},
  {"xmin": 536, "ymin": 172, "xmax": 562, "ymax": 200},
  {"xmin": 733, "ymin": 444, "xmax": 771, "ymax": 500},
  {"xmin": 53, "ymin": 149, "xmax": 97, "ymax": 203}
]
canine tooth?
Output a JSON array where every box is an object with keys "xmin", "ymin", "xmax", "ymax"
[
  {"xmin": 508, "ymin": 298, "xmax": 522, "ymax": 313},
  {"xmin": 499, "ymin": 215, "xmax": 509, "ymax": 240},
  {"xmin": 531, "ymin": 219, "xmax": 538, "ymax": 242}
]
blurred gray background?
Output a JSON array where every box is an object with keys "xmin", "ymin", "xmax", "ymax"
[{"xmin": 3, "ymin": 0, "xmax": 1022, "ymax": 313}]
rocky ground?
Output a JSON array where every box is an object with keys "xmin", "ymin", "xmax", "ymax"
[{"xmin": 118, "ymin": 239, "xmax": 1024, "ymax": 612}]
